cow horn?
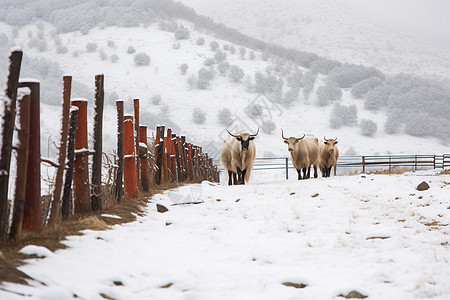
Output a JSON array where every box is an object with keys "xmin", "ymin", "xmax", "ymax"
[
  {"xmin": 249, "ymin": 127, "xmax": 259, "ymax": 137},
  {"xmin": 296, "ymin": 133, "xmax": 306, "ymax": 141},
  {"xmin": 324, "ymin": 136, "xmax": 328, "ymax": 141},
  {"xmin": 334, "ymin": 137, "xmax": 338, "ymax": 142},
  {"xmin": 281, "ymin": 129, "xmax": 288, "ymax": 140},
  {"xmin": 226, "ymin": 129, "xmax": 239, "ymax": 138}
]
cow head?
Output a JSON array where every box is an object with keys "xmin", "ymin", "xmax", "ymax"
[
  {"xmin": 227, "ymin": 128, "xmax": 259, "ymax": 151},
  {"xmin": 281, "ymin": 129, "xmax": 305, "ymax": 152},
  {"xmin": 323, "ymin": 137, "xmax": 338, "ymax": 152}
]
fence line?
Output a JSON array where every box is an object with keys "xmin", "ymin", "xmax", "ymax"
[
  {"xmin": 216, "ymin": 154, "xmax": 450, "ymax": 179},
  {"xmin": 0, "ymin": 50, "xmax": 220, "ymax": 242}
]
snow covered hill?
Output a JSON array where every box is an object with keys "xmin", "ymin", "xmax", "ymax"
[
  {"xmin": 178, "ymin": 0, "xmax": 450, "ymax": 80},
  {"xmin": 2, "ymin": 171, "xmax": 450, "ymax": 299},
  {"xmin": 1, "ymin": 20, "xmax": 449, "ymax": 164}
]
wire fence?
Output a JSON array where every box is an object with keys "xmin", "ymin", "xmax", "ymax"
[{"xmin": 217, "ymin": 154, "xmax": 450, "ymax": 179}]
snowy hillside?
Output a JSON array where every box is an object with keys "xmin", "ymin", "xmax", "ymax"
[
  {"xmin": 1, "ymin": 171, "xmax": 450, "ymax": 299},
  {"xmin": 1, "ymin": 20, "xmax": 449, "ymax": 163},
  {"xmin": 178, "ymin": 0, "xmax": 450, "ymax": 80}
]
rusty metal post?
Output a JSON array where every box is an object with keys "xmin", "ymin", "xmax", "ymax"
[
  {"xmin": 62, "ymin": 107, "xmax": 78, "ymax": 219},
  {"xmin": 91, "ymin": 74, "xmax": 104, "ymax": 211},
  {"xmin": 133, "ymin": 99, "xmax": 141, "ymax": 189},
  {"xmin": 162, "ymin": 136, "xmax": 169, "ymax": 183},
  {"xmin": 9, "ymin": 90, "xmax": 30, "ymax": 240},
  {"xmin": 48, "ymin": 76, "xmax": 72, "ymax": 226},
  {"xmin": 181, "ymin": 136, "xmax": 187, "ymax": 180},
  {"xmin": 139, "ymin": 125, "xmax": 150, "ymax": 192},
  {"xmin": 173, "ymin": 136, "xmax": 181, "ymax": 182},
  {"xmin": 71, "ymin": 99, "xmax": 90, "ymax": 214},
  {"xmin": 18, "ymin": 80, "xmax": 42, "ymax": 232},
  {"xmin": 154, "ymin": 126, "xmax": 162, "ymax": 185},
  {"xmin": 187, "ymin": 143, "xmax": 193, "ymax": 180},
  {"xmin": 116, "ymin": 100, "xmax": 124, "ymax": 202},
  {"xmin": 176, "ymin": 136, "xmax": 184, "ymax": 181},
  {"xmin": 166, "ymin": 129, "xmax": 174, "ymax": 181},
  {"xmin": 123, "ymin": 115, "xmax": 138, "ymax": 198},
  {"xmin": 0, "ymin": 50, "xmax": 23, "ymax": 239}
]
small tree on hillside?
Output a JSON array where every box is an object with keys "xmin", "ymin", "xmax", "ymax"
[
  {"xmin": 217, "ymin": 61, "xmax": 231, "ymax": 76},
  {"xmin": 330, "ymin": 103, "xmax": 358, "ymax": 128},
  {"xmin": 174, "ymin": 27, "xmax": 190, "ymax": 40},
  {"xmin": 360, "ymin": 119, "xmax": 377, "ymax": 136},
  {"xmin": 197, "ymin": 37, "xmax": 205, "ymax": 45},
  {"xmin": 197, "ymin": 67, "xmax": 215, "ymax": 89},
  {"xmin": 210, "ymin": 40, "xmax": 219, "ymax": 51},
  {"xmin": 316, "ymin": 84, "xmax": 342, "ymax": 106},
  {"xmin": 134, "ymin": 53, "xmax": 151, "ymax": 66},
  {"xmin": 229, "ymin": 65, "xmax": 244, "ymax": 82},
  {"xmin": 193, "ymin": 108, "xmax": 206, "ymax": 124},
  {"xmin": 214, "ymin": 50, "xmax": 227, "ymax": 63},
  {"xmin": 86, "ymin": 42, "xmax": 97, "ymax": 52},
  {"xmin": 127, "ymin": 45, "xmax": 136, "ymax": 54},
  {"xmin": 179, "ymin": 63, "xmax": 188, "ymax": 75},
  {"xmin": 239, "ymin": 47, "xmax": 246, "ymax": 59},
  {"xmin": 218, "ymin": 108, "xmax": 233, "ymax": 126}
]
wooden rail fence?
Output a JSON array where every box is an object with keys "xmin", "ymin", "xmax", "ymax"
[{"xmin": 0, "ymin": 50, "xmax": 219, "ymax": 242}]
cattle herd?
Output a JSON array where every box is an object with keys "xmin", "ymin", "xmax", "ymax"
[{"xmin": 221, "ymin": 128, "xmax": 339, "ymax": 185}]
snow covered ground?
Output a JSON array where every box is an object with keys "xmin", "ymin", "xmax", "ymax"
[{"xmin": 1, "ymin": 171, "xmax": 450, "ymax": 299}]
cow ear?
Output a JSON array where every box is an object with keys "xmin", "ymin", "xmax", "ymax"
[
  {"xmin": 335, "ymin": 141, "xmax": 338, "ymax": 144},
  {"xmin": 249, "ymin": 137, "xmax": 255, "ymax": 140},
  {"xmin": 236, "ymin": 136, "xmax": 242, "ymax": 141},
  {"xmin": 283, "ymin": 140, "xmax": 288, "ymax": 144},
  {"xmin": 324, "ymin": 141, "xmax": 328, "ymax": 145}
]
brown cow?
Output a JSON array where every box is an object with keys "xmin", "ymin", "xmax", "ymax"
[
  {"xmin": 223, "ymin": 128, "xmax": 259, "ymax": 185},
  {"xmin": 318, "ymin": 137, "xmax": 339, "ymax": 177},
  {"xmin": 282, "ymin": 129, "xmax": 318, "ymax": 180}
]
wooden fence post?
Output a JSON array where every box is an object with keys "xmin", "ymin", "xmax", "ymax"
[
  {"xmin": 139, "ymin": 125, "xmax": 149, "ymax": 192},
  {"xmin": 91, "ymin": 74, "xmax": 104, "ymax": 211},
  {"xmin": 48, "ymin": 76, "xmax": 72, "ymax": 226},
  {"xmin": 62, "ymin": 108, "xmax": 78, "ymax": 219},
  {"xmin": 19, "ymin": 80, "xmax": 42, "ymax": 232},
  {"xmin": 123, "ymin": 115, "xmax": 138, "ymax": 198},
  {"xmin": 134, "ymin": 99, "xmax": 140, "ymax": 189},
  {"xmin": 9, "ymin": 90, "xmax": 30, "ymax": 240},
  {"xmin": 0, "ymin": 50, "xmax": 22, "ymax": 239},
  {"xmin": 71, "ymin": 99, "xmax": 91, "ymax": 214},
  {"xmin": 116, "ymin": 100, "xmax": 124, "ymax": 202},
  {"xmin": 362, "ymin": 156, "xmax": 366, "ymax": 174}
]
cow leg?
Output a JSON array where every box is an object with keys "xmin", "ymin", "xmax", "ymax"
[
  {"xmin": 236, "ymin": 167, "xmax": 243, "ymax": 185},
  {"xmin": 232, "ymin": 172, "xmax": 238, "ymax": 185},
  {"xmin": 228, "ymin": 170, "xmax": 233, "ymax": 186},
  {"xmin": 241, "ymin": 169, "xmax": 247, "ymax": 185},
  {"xmin": 297, "ymin": 169, "xmax": 302, "ymax": 180},
  {"xmin": 321, "ymin": 167, "xmax": 326, "ymax": 177},
  {"xmin": 302, "ymin": 167, "xmax": 307, "ymax": 179},
  {"xmin": 313, "ymin": 166, "xmax": 318, "ymax": 178},
  {"xmin": 305, "ymin": 166, "xmax": 311, "ymax": 179},
  {"xmin": 328, "ymin": 166, "xmax": 332, "ymax": 177}
]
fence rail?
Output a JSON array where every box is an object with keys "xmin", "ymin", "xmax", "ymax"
[{"xmin": 217, "ymin": 154, "xmax": 450, "ymax": 179}]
